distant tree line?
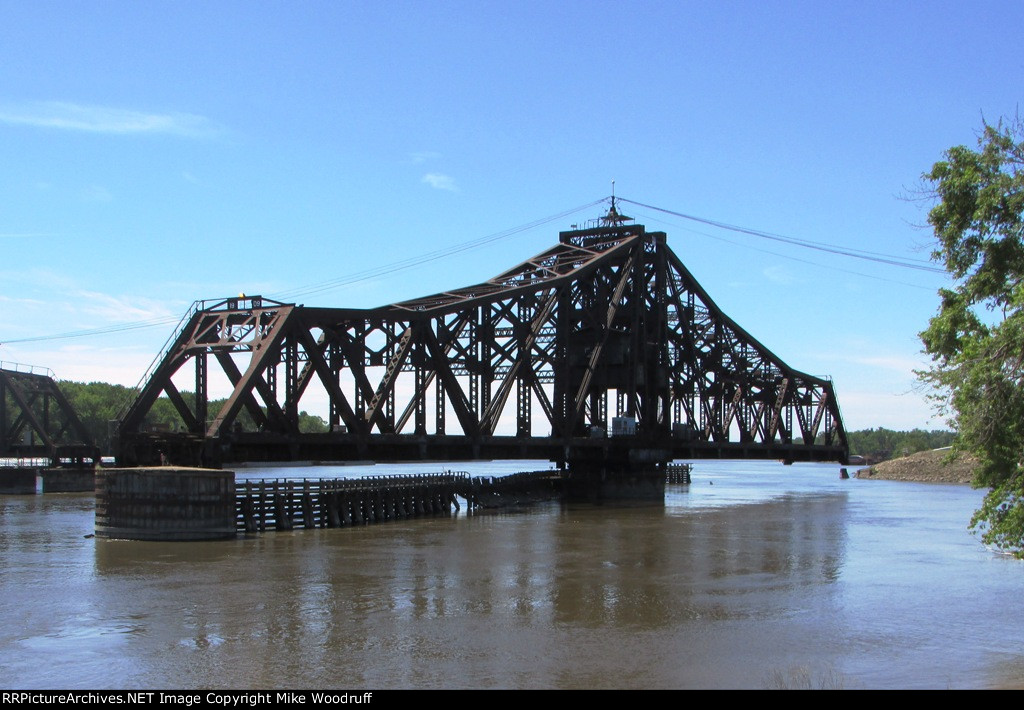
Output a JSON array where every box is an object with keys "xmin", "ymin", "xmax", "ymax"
[
  {"xmin": 845, "ymin": 427, "xmax": 955, "ymax": 462},
  {"xmin": 58, "ymin": 380, "xmax": 328, "ymax": 455}
]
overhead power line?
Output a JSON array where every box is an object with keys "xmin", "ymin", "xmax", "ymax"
[
  {"xmin": 1, "ymin": 200, "xmax": 605, "ymax": 345},
  {"xmin": 625, "ymin": 206, "xmax": 940, "ymax": 291},
  {"xmin": 616, "ymin": 197, "xmax": 946, "ymax": 274},
  {"xmin": 2, "ymin": 195, "xmax": 943, "ymax": 345},
  {"xmin": 0, "ymin": 316, "xmax": 181, "ymax": 345},
  {"xmin": 271, "ymin": 199, "xmax": 605, "ymax": 301}
]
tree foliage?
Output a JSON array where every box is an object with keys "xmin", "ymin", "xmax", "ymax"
[
  {"xmin": 846, "ymin": 428, "xmax": 955, "ymax": 461},
  {"xmin": 59, "ymin": 380, "xmax": 141, "ymax": 453},
  {"xmin": 59, "ymin": 380, "xmax": 329, "ymax": 454},
  {"xmin": 918, "ymin": 116, "xmax": 1024, "ymax": 555}
]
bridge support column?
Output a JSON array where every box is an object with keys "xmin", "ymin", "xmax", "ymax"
[
  {"xmin": 563, "ymin": 447, "xmax": 670, "ymax": 503},
  {"xmin": 95, "ymin": 467, "xmax": 236, "ymax": 540}
]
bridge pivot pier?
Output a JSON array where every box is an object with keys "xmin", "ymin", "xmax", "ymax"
[{"xmin": 562, "ymin": 445, "xmax": 670, "ymax": 502}]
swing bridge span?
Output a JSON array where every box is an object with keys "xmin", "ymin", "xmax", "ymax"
[{"xmin": 109, "ymin": 204, "xmax": 847, "ymax": 493}]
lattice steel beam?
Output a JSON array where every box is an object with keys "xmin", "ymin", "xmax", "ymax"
[
  {"xmin": 1, "ymin": 365, "xmax": 95, "ymax": 459},
  {"xmin": 116, "ymin": 214, "xmax": 848, "ymax": 467}
]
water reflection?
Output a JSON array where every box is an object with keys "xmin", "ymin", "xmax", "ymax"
[
  {"xmin": 2, "ymin": 464, "xmax": 1023, "ymax": 688},
  {"xmin": 81, "ymin": 492, "xmax": 851, "ymax": 687}
]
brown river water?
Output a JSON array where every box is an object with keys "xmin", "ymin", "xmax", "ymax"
[{"xmin": 1, "ymin": 460, "xmax": 1022, "ymax": 689}]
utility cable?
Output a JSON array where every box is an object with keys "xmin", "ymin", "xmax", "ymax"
[
  {"xmin": 2, "ymin": 195, "xmax": 947, "ymax": 345},
  {"xmin": 1, "ymin": 200, "xmax": 604, "ymax": 345},
  {"xmin": 627, "ymin": 207, "xmax": 943, "ymax": 292},
  {"xmin": 617, "ymin": 197, "xmax": 946, "ymax": 273},
  {"xmin": 271, "ymin": 199, "xmax": 604, "ymax": 301}
]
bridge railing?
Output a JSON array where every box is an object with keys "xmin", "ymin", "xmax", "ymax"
[
  {"xmin": 115, "ymin": 295, "xmax": 293, "ymax": 424},
  {"xmin": 115, "ymin": 299, "xmax": 205, "ymax": 422},
  {"xmin": 0, "ymin": 361, "xmax": 55, "ymax": 378}
]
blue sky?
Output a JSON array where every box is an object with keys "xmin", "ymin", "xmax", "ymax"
[{"xmin": 1, "ymin": 1, "xmax": 1021, "ymax": 431}]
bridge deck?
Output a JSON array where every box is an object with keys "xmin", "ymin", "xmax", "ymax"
[{"xmin": 128, "ymin": 430, "xmax": 846, "ymax": 468}]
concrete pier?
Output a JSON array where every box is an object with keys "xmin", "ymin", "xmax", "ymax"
[
  {"xmin": 39, "ymin": 468, "xmax": 95, "ymax": 492},
  {"xmin": 1, "ymin": 466, "xmax": 96, "ymax": 494},
  {"xmin": 0, "ymin": 467, "xmax": 38, "ymax": 494},
  {"xmin": 95, "ymin": 467, "xmax": 236, "ymax": 541},
  {"xmin": 562, "ymin": 448, "xmax": 671, "ymax": 502}
]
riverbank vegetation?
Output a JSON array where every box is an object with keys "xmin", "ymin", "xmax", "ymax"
[
  {"xmin": 917, "ymin": 116, "xmax": 1024, "ymax": 556},
  {"xmin": 846, "ymin": 427, "xmax": 955, "ymax": 462},
  {"xmin": 58, "ymin": 380, "xmax": 328, "ymax": 454}
]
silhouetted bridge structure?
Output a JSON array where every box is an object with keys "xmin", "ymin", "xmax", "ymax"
[
  {"xmin": 115, "ymin": 204, "xmax": 847, "ymax": 497},
  {"xmin": 1, "ymin": 362, "xmax": 99, "ymax": 466}
]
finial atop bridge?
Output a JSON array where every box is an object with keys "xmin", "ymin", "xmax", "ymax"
[{"xmin": 601, "ymin": 180, "xmax": 631, "ymax": 226}]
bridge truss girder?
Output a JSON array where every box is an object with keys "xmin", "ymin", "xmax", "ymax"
[
  {"xmin": 0, "ymin": 366, "xmax": 96, "ymax": 461},
  {"xmin": 116, "ymin": 222, "xmax": 848, "ymax": 467}
]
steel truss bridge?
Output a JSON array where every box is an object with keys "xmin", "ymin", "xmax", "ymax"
[
  {"xmin": 1, "ymin": 362, "xmax": 98, "ymax": 465},
  {"xmin": 116, "ymin": 206, "xmax": 848, "ymax": 474}
]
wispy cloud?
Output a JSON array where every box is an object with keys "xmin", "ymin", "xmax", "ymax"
[
  {"xmin": 75, "ymin": 290, "xmax": 177, "ymax": 323},
  {"xmin": 838, "ymin": 389, "xmax": 939, "ymax": 430},
  {"xmin": 81, "ymin": 184, "xmax": 112, "ymax": 203},
  {"xmin": 410, "ymin": 151, "xmax": 441, "ymax": 164},
  {"xmin": 762, "ymin": 265, "xmax": 795, "ymax": 285},
  {"xmin": 808, "ymin": 344, "xmax": 930, "ymax": 377},
  {"xmin": 3, "ymin": 345, "xmax": 159, "ymax": 388},
  {"xmin": 848, "ymin": 354, "xmax": 927, "ymax": 374},
  {"xmin": 0, "ymin": 267, "xmax": 79, "ymax": 290},
  {"xmin": 0, "ymin": 101, "xmax": 219, "ymax": 137},
  {"xmin": 421, "ymin": 173, "xmax": 458, "ymax": 192},
  {"xmin": 0, "ymin": 294, "xmax": 46, "ymax": 306}
]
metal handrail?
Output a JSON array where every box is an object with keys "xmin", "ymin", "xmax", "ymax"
[
  {"xmin": 0, "ymin": 361, "xmax": 55, "ymax": 378},
  {"xmin": 113, "ymin": 295, "xmax": 289, "ymax": 422},
  {"xmin": 114, "ymin": 300, "xmax": 203, "ymax": 421}
]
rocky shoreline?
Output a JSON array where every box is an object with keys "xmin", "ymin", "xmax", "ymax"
[{"xmin": 855, "ymin": 447, "xmax": 977, "ymax": 484}]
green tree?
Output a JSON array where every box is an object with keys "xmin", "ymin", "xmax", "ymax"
[
  {"xmin": 918, "ymin": 116, "xmax": 1024, "ymax": 556},
  {"xmin": 298, "ymin": 411, "xmax": 329, "ymax": 433},
  {"xmin": 59, "ymin": 380, "xmax": 137, "ymax": 454},
  {"xmin": 843, "ymin": 427, "xmax": 954, "ymax": 460}
]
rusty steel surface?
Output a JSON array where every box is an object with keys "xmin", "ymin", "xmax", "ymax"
[
  {"xmin": 116, "ymin": 210, "xmax": 848, "ymax": 468},
  {"xmin": 0, "ymin": 362, "xmax": 97, "ymax": 463}
]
